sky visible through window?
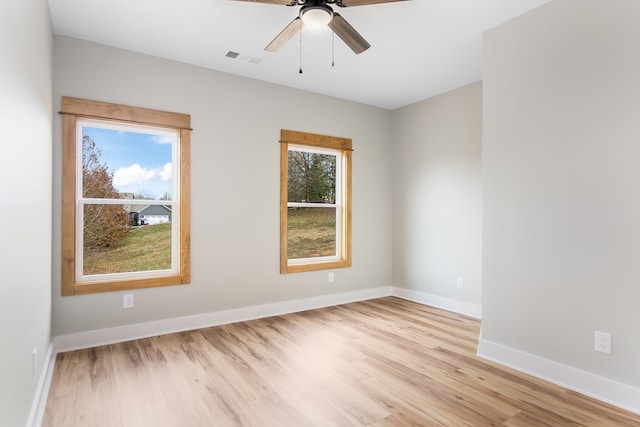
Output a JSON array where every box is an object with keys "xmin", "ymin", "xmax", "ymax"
[{"xmin": 83, "ymin": 126, "xmax": 174, "ymax": 199}]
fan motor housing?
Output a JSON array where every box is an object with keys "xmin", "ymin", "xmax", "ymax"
[{"xmin": 299, "ymin": 2, "xmax": 334, "ymax": 26}]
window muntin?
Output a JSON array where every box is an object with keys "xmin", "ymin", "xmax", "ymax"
[
  {"xmin": 61, "ymin": 97, "xmax": 191, "ymax": 295},
  {"xmin": 280, "ymin": 129, "xmax": 352, "ymax": 274}
]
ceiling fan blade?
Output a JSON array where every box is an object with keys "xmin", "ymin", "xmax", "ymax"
[
  {"xmin": 265, "ymin": 17, "xmax": 303, "ymax": 52},
  {"xmin": 338, "ymin": 0, "xmax": 409, "ymax": 6},
  {"xmin": 328, "ymin": 13, "xmax": 370, "ymax": 54},
  {"xmin": 228, "ymin": 0, "xmax": 294, "ymax": 5}
]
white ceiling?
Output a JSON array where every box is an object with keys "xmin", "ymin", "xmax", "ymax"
[{"xmin": 48, "ymin": 0, "xmax": 550, "ymax": 110}]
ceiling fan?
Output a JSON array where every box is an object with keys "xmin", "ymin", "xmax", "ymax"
[{"xmin": 230, "ymin": 0, "xmax": 409, "ymax": 54}]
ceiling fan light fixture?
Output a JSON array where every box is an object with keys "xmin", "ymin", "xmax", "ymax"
[{"xmin": 300, "ymin": 5, "xmax": 333, "ymax": 28}]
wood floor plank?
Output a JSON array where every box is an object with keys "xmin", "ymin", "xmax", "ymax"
[{"xmin": 43, "ymin": 297, "xmax": 640, "ymax": 426}]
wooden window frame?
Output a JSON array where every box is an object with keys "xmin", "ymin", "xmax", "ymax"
[
  {"xmin": 280, "ymin": 129, "xmax": 352, "ymax": 274},
  {"xmin": 60, "ymin": 97, "xmax": 191, "ymax": 295}
]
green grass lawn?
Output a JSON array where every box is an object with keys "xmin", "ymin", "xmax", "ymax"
[
  {"xmin": 83, "ymin": 223, "xmax": 172, "ymax": 275},
  {"xmin": 287, "ymin": 207, "xmax": 336, "ymax": 259},
  {"xmin": 83, "ymin": 209, "xmax": 336, "ymax": 275}
]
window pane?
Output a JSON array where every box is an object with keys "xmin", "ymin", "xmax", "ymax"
[
  {"xmin": 287, "ymin": 207, "xmax": 336, "ymax": 259},
  {"xmin": 288, "ymin": 151, "xmax": 336, "ymax": 203},
  {"xmin": 83, "ymin": 204, "xmax": 172, "ymax": 275},
  {"xmin": 82, "ymin": 125, "xmax": 174, "ymax": 200}
]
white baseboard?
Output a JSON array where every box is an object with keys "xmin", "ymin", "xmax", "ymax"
[
  {"xmin": 477, "ymin": 338, "xmax": 640, "ymax": 416},
  {"xmin": 54, "ymin": 286, "xmax": 392, "ymax": 353},
  {"xmin": 44, "ymin": 288, "xmax": 640, "ymax": 420},
  {"xmin": 27, "ymin": 342, "xmax": 55, "ymax": 427},
  {"xmin": 391, "ymin": 286, "xmax": 482, "ymax": 319}
]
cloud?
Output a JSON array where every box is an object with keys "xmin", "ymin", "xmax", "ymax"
[
  {"xmin": 114, "ymin": 164, "xmax": 156, "ymax": 186},
  {"xmin": 152, "ymin": 135, "xmax": 174, "ymax": 144},
  {"xmin": 159, "ymin": 163, "xmax": 172, "ymax": 181}
]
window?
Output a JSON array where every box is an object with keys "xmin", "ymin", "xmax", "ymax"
[
  {"xmin": 61, "ymin": 97, "xmax": 191, "ymax": 295},
  {"xmin": 280, "ymin": 129, "xmax": 352, "ymax": 273}
]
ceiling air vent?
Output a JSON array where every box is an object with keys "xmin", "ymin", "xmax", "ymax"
[{"xmin": 225, "ymin": 51, "xmax": 262, "ymax": 65}]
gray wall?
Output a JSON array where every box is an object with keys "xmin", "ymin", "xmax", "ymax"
[
  {"xmin": 391, "ymin": 82, "xmax": 483, "ymax": 307},
  {"xmin": 0, "ymin": 0, "xmax": 53, "ymax": 425},
  {"xmin": 483, "ymin": 0, "xmax": 640, "ymax": 386},
  {"xmin": 52, "ymin": 36, "xmax": 393, "ymax": 335}
]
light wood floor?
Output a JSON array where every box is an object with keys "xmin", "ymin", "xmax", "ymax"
[{"xmin": 44, "ymin": 297, "xmax": 640, "ymax": 426}]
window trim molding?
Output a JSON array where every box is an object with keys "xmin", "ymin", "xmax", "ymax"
[
  {"xmin": 280, "ymin": 129, "xmax": 352, "ymax": 274},
  {"xmin": 60, "ymin": 97, "xmax": 191, "ymax": 296}
]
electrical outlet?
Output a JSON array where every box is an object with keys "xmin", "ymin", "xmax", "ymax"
[
  {"xmin": 595, "ymin": 331, "xmax": 611, "ymax": 354},
  {"xmin": 123, "ymin": 294, "xmax": 134, "ymax": 309},
  {"xmin": 328, "ymin": 272, "xmax": 335, "ymax": 283},
  {"xmin": 456, "ymin": 276, "xmax": 464, "ymax": 289},
  {"xmin": 32, "ymin": 348, "xmax": 37, "ymax": 376}
]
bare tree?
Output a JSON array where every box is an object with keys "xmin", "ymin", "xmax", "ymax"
[
  {"xmin": 82, "ymin": 135, "xmax": 129, "ymax": 249},
  {"xmin": 288, "ymin": 151, "xmax": 336, "ymax": 203}
]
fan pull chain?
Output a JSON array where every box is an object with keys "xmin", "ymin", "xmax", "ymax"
[
  {"xmin": 299, "ymin": 18, "xmax": 303, "ymax": 74},
  {"xmin": 332, "ymin": 29, "xmax": 335, "ymax": 68}
]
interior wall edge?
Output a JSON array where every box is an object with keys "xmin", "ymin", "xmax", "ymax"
[{"xmin": 26, "ymin": 343, "xmax": 55, "ymax": 427}]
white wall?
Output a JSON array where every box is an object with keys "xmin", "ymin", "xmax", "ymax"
[
  {"xmin": 52, "ymin": 36, "xmax": 393, "ymax": 336},
  {"xmin": 482, "ymin": 0, "xmax": 640, "ymax": 391},
  {"xmin": 391, "ymin": 82, "xmax": 482, "ymax": 314},
  {"xmin": 0, "ymin": 0, "xmax": 53, "ymax": 425}
]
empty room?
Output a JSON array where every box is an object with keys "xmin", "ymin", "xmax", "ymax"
[{"xmin": 2, "ymin": 0, "xmax": 640, "ymax": 425}]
